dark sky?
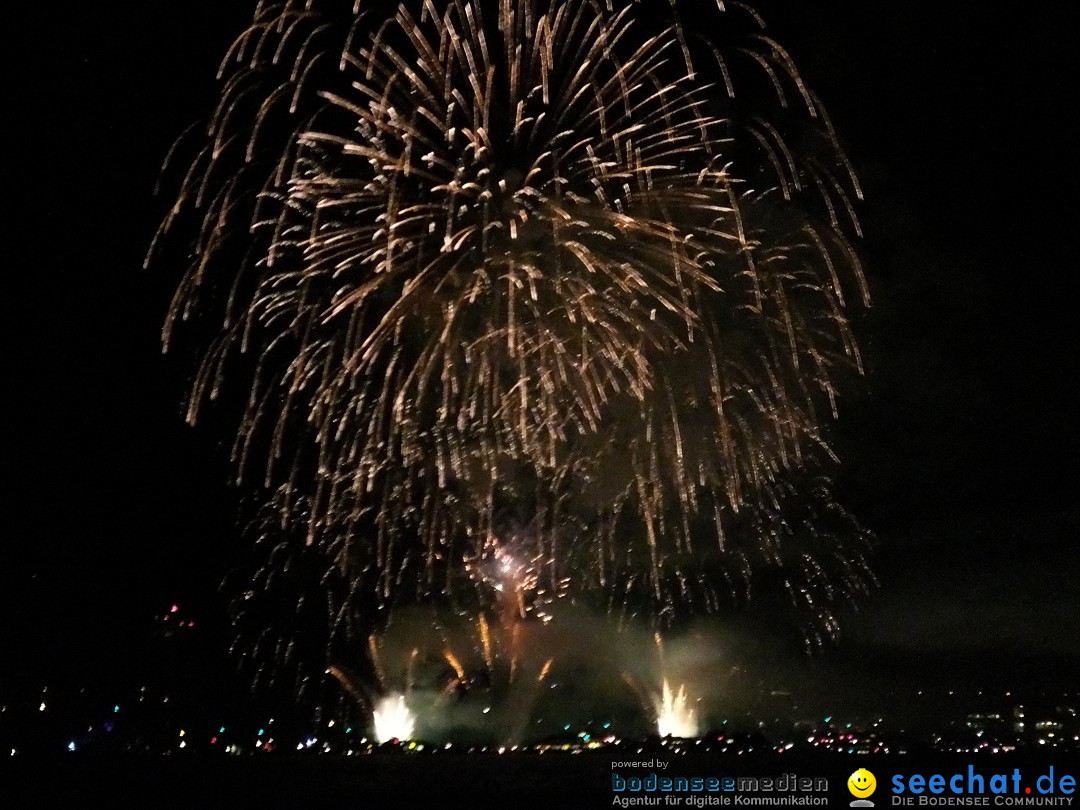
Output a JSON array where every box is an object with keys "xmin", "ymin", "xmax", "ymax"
[{"xmin": 4, "ymin": 1, "xmax": 1077, "ymax": 700}]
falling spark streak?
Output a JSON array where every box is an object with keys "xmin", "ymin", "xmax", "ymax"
[
  {"xmin": 537, "ymin": 657, "xmax": 554, "ymax": 683},
  {"xmin": 326, "ymin": 664, "xmax": 368, "ymax": 709},
  {"xmin": 444, "ymin": 650, "xmax": 466, "ymax": 683},
  {"xmin": 478, "ymin": 613, "xmax": 494, "ymax": 674},
  {"xmin": 154, "ymin": 0, "xmax": 876, "ymax": 684}
]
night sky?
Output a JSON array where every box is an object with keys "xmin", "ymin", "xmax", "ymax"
[{"xmin": 4, "ymin": 0, "xmax": 1077, "ymax": 712}]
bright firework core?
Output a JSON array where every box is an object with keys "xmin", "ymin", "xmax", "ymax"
[
  {"xmin": 372, "ymin": 694, "xmax": 416, "ymax": 743},
  {"xmin": 466, "ymin": 531, "xmax": 565, "ymax": 623},
  {"xmin": 655, "ymin": 680, "xmax": 699, "ymax": 739}
]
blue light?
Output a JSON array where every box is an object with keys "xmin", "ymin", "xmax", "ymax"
[
  {"xmin": 113, "ymin": 705, "xmax": 119, "ymax": 713},
  {"xmin": 67, "ymin": 742, "xmax": 76, "ymax": 752},
  {"xmin": 258, "ymin": 728, "xmax": 265, "ymax": 736}
]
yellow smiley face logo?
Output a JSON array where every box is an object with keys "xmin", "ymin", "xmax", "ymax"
[{"xmin": 848, "ymin": 769, "xmax": 877, "ymax": 798}]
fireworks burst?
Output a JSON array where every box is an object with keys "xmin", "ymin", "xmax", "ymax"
[
  {"xmin": 655, "ymin": 679, "xmax": 699, "ymax": 739},
  {"xmin": 356, "ymin": 606, "xmax": 559, "ymax": 744},
  {"xmin": 153, "ymin": 0, "xmax": 873, "ymax": 665},
  {"xmin": 372, "ymin": 693, "xmax": 416, "ymax": 742},
  {"xmin": 465, "ymin": 523, "xmax": 568, "ymax": 623}
]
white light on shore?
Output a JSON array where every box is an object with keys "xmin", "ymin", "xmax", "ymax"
[
  {"xmin": 373, "ymin": 693, "xmax": 415, "ymax": 743},
  {"xmin": 655, "ymin": 680, "xmax": 698, "ymax": 738}
]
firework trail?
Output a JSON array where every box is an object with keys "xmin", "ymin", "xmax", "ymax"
[
  {"xmin": 222, "ymin": 489, "xmax": 369, "ymax": 707},
  {"xmin": 152, "ymin": 0, "xmax": 873, "ymax": 657}
]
